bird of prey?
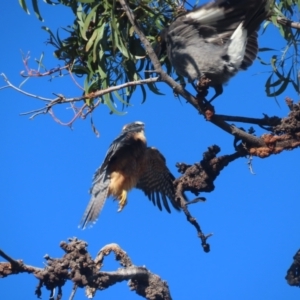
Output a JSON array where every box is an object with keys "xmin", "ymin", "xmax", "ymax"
[
  {"xmin": 80, "ymin": 121, "xmax": 180, "ymax": 228},
  {"xmin": 160, "ymin": 0, "xmax": 272, "ymax": 101}
]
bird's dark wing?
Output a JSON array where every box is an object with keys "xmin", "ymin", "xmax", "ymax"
[
  {"xmin": 98, "ymin": 131, "xmax": 134, "ymax": 172},
  {"xmin": 176, "ymin": 0, "xmax": 270, "ymax": 67},
  {"xmin": 183, "ymin": 0, "xmax": 269, "ymax": 37},
  {"xmin": 80, "ymin": 131, "xmax": 133, "ymax": 229},
  {"xmin": 240, "ymin": 32, "xmax": 258, "ymax": 70},
  {"xmin": 80, "ymin": 125, "xmax": 146, "ymax": 228},
  {"xmin": 136, "ymin": 147, "xmax": 180, "ymax": 213}
]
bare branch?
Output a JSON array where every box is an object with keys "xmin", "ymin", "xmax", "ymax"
[
  {"xmin": 1, "ymin": 73, "xmax": 52, "ymax": 102},
  {"xmin": 174, "ymin": 98, "xmax": 300, "ymax": 248},
  {"xmin": 174, "ymin": 145, "xmax": 244, "ymax": 252},
  {"xmin": 1, "ymin": 73, "xmax": 159, "ymax": 127},
  {"xmin": 215, "ymin": 114, "xmax": 281, "ymax": 128},
  {"xmin": 0, "ymin": 238, "xmax": 172, "ymax": 300},
  {"xmin": 1, "ymin": 73, "xmax": 159, "ymax": 105},
  {"xmin": 0, "ymin": 248, "xmax": 43, "ymax": 277},
  {"xmin": 95, "ymin": 243, "xmax": 133, "ymax": 269},
  {"xmin": 20, "ymin": 51, "xmax": 70, "ymax": 78}
]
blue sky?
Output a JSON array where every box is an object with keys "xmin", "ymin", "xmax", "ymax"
[{"xmin": 1, "ymin": 1, "xmax": 299, "ymax": 299}]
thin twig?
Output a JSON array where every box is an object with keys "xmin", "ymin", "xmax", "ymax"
[
  {"xmin": 1, "ymin": 73, "xmax": 159, "ymax": 104},
  {"xmin": 215, "ymin": 114, "xmax": 281, "ymax": 127},
  {"xmin": 48, "ymin": 104, "xmax": 88, "ymax": 127},
  {"xmin": 69, "ymin": 284, "xmax": 77, "ymax": 300},
  {"xmin": 67, "ymin": 64, "xmax": 84, "ymax": 91},
  {"xmin": 1, "ymin": 73, "xmax": 52, "ymax": 102},
  {"xmin": 0, "ymin": 249, "xmax": 19, "ymax": 266}
]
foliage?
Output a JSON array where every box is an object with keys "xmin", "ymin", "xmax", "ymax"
[
  {"xmin": 19, "ymin": 0, "xmax": 181, "ymax": 113},
  {"xmin": 262, "ymin": 0, "xmax": 300, "ymax": 98},
  {"xmin": 17, "ymin": 0, "xmax": 300, "ymax": 108}
]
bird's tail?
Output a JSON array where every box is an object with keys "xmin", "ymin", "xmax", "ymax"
[
  {"xmin": 228, "ymin": 0, "xmax": 271, "ymax": 69},
  {"xmin": 241, "ymin": 0, "xmax": 272, "ymax": 34},
  {"xmin": 79, "ymin": 169, "xmax": 110, "ymax": 229}
]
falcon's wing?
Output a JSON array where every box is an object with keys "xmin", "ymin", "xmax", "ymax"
[
  {"xmin": 80, "ymin": 125, "xmax": 146, "ymax": 228},
  {"xmin": 136, "ymin": 147, "xmax": 181, "ymax": 213},
  {"xmin": 99, "ymin": 131, "xmax": 136, "ymax": 172},
  {"xmin": 79, "ymin": 133, "xmax": 130, "ymax": 229}
]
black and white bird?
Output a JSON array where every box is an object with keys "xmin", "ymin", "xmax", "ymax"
[{"xmin": 160, "ymin": 0, "xmax": 272, "ymax": 101}]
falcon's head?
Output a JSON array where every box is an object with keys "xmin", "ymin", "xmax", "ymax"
[{"xmin": 122, "ymin": 121, "xmax": 145, "ymax": 134}]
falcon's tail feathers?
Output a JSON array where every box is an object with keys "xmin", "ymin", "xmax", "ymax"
[{"xmin": 79, "ymin": 170, "xmax": 110, "ymax": 229}]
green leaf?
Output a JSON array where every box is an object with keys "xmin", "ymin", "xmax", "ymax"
[
  {"xmin": 136, "ymin": 59, "xmax": 145, "ymax": 72},
  {"xmin": 110, "ymin": 7, "xmax": 130, "ymax": 59},
  {"xmin": 147, "ymin": 82, "xmax": 164, "ymax": 95},
  {"xmin": 291, "ymin": 80, "xmax": 300, "ymax": 93},
  {"xmin": 92, "ymin": 21, "xmax": 106, "ymax": 62},
  {"xmin": 32, "ymin": 0, "xmax": 44, "ymax": 21},
  {"xmin": 268, "ymin": 77, "xmax": 283, "ymax": 88},
  {"xmin": 44, "ymin": 0, "xmax": 59, "ymax": 4},
  {"xmin": 256, "ymin": 56, "xmax": 270, "ymax": 66},
  {"xmin": 113, "ymin": 90, "xmax": 132, "ymax": 106},
  {"xmin": 104, "ymin": 92, "xmax": 127, "ymax": 115},
  {"xmin": 262, "ymin": 20, "xmax": 271, "ymax": 32},
  {"xmin": 85, "ymin": 29, "xmax": 98, "ymax": 52},
  {"xmin": 97, "ymin": 61, "xmax": 107, "ymax": 79},
  {"xmin": 90, "ymin": 116, "xmax": 100, "ymax": 137},
  {"xmin": 265, "ymin": 73, "xmax": 273, "ymax": 97},
  {"xmin": 35, "ymin": 52, "xmax": 45, "ymax": 72},
  {"xmin": 72, "ymin": 66, "xmax": 89, "ymax": 75},
  {"xmin": 19, "ymin": 0, "xmax": 30, "ymax": 14},
  {"xmin": 82, "ymin": 3, "xmax": 100, "ymax": 40},
  {"xmin": 140, "ymin": 84, "xmax": 147, "ymax": 104},
  {"xmin": 259, "ymin": 47, "xmax": 277, "ymax": 52},
  {"xmin": 77, "ymin": 0, "xmax": 96, "ymax": 3},
  {"xmin": 267, "ymin": 67, "xmax": 293, "ymax": 97},
  {"xmin": 41, "ymin": 26, "xmax": 58, "ymax": 45}
]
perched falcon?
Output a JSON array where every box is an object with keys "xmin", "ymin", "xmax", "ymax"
[
  {"xmin": 80, "ymin": 121, "xmax": 180, "ymax": 228},
  {"xmin": 160, "ymin": 0, "xmax": 272, "ymax": 101}
]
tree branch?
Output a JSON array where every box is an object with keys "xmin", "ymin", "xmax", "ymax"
[
  {"xmin": 215, "ymin": 114, "xmax": 281, "ymax": 129},
  {"xmin": 285, "ymin": 249, "xmax": 300, "ymax": 287},
  {"xmin": 118, "ymin": 0, "xmax": 276, "ymax": 149},
  {"xmin": 173, "ymin": 145, "xmax": 245, "ymax": 252},
  {"xmin": 173, "ymin": 98, "xmax": 300, "ymax": 250},
  {"xmin": 0, "ymin": 239, "xmax": 172, "ymax": 300},
  {"xmin": 1, "ymin": 73, "xmax": 159, "ymax": 128},
  {"xmin": 1, "ymin": 73, "xmax": 159, "ymax": 106}
]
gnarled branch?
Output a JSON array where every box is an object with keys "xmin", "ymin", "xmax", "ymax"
[{"xmin": 0, "ymin": 238, "xmax": 172, "ymax": 300}]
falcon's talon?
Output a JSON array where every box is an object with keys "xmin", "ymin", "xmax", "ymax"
[
  {"xmin": 186, "ymin": 197, "xmax": 206, "ymax": 206},
  {"xmin": 118, "ymin": 190, "xmax": 128, "ymax": 212}
]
